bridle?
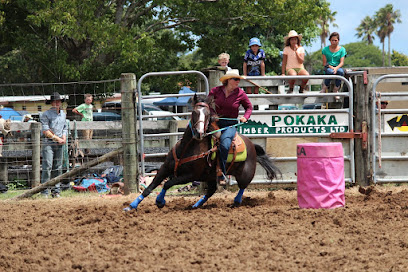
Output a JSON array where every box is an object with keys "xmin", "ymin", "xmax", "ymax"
[
  {"xmin": 173, "ymin": 101, "xmax": 216, "ymax": 176},
  {"xmin": 190, "ymin": 102, "xmax": 210, "ymax": 139}
]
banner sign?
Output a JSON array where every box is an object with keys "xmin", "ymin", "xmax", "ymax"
[
  {"xmin": 384, "ymin": 114, "xmax": 408, "ymax": 133},
  {"xmin": 239, "ymin": 113, "xmax": 349, "ymax": 135}
]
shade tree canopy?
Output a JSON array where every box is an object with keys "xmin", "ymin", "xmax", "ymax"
[{"xmin": 0, "ymin": 0, "xmax": 331, "ymax": 92}]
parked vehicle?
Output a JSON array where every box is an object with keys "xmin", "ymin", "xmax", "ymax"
[
  {"xmin": 302, "ymin": 103, "xmax": 322, "ymax": 110},
  {"xmin": 278, "ymin": 105, "xmax": 298, "ymax": 110},
  {"xmin": 94, "ymin": 109, "xmax": 180, "ymax": 121},
  {"xmin": 145, "ymin": 111, "xmax": 182, "ymax": 121},
  {"xmin": 93, "ymin": 112, "xmax": 121, "ymax": 121},
  {"xmin": 101, "ymin": 101, "xmax": 162, "ymax": 115}
]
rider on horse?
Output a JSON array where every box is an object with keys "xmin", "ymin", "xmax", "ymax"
[{"xmin": 208, "ymin": 69, "xmax": 253, "ymax": 185}]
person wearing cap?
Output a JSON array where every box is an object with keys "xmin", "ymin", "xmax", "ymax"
[
  {"xmin": 72, "ymin": 93, "xmax": 94, "ymax": 154},
  {"xmin": 243, "ymin": 37, "xmax": 265, "ymax": 94},
  {"xmin": 321, "ymin": 32, "xmax": 347, "ymax": 99},
  {"xmin": 40, "ymin": 92, "xmax": 68, "ymax": 198},
  {"xmin": 281, "ymin": 30, "xmax": 309, "ymax": 93},
  {"xmin": 208, "ymin": 69, "xmax": 253, "ymax": 185}
]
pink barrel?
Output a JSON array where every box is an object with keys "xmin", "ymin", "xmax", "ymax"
[{"xmin": 297, "ymin": 142, "xmax": 345, "ymax": 209}]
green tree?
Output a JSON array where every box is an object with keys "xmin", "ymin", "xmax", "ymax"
[
  {"xmin": 375, "ymin": 4, "xmax": 402, "ymax": 67},
  {"xmin": 391, "ymin": 50, "xmax": 408, "ymax": 67},
  {"xmin": 342, "ymin": 42, "xmax": 382, "ymax": 68},
  {"xmin": 0, "ymin": 0, "xmax": 331, "ymax": 89},
  {"xmin": 304, "ymin": 50, "xmax": 324, "ymax": 75},
  {"xmin": 355, "ymin": 16, "xmax": 376, "ymax": 45}
]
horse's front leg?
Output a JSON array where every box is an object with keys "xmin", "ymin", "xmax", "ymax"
[
  {"xmin": 156, "ymin": 174, "xmax": 195, "ymax": 208},
  {"xmin": 124, "ymin": 165, "xmax": 170, "ymax": 211},
  {"xmin": 192, "ymin": 179, "xmax": 217, "ymax": 208}
]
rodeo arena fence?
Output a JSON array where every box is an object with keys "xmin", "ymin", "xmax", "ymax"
[{"xmin": 1, "ymin": 69, "xmax": 408, "ymax": 198}]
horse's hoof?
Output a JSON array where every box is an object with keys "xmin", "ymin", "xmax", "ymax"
[
  {"xmin": 233, "ymin": 201, "xmax": 241, "ymax": 207},
  {"xmin": 156, "ymin": 200, "xmax": 166, "ymax": 209},
  {"xmin": 123, "ymin": 206, "xmax": 135, "ymax": 212}
]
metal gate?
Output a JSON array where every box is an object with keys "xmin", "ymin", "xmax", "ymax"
[
  {"xmin": 237, "ymin": 75, "xmax": 355, "ymax": 184},
  {"xmin": 371, "ymin": 74, "xmax": 408, "ymax": 183},
  {"xmin": 137, "ymin": 71, "xmax": 209, "ymax": 177},
  {"xmin": 136, "ymin": 72, "xmax": 355, "ymax": 185}
]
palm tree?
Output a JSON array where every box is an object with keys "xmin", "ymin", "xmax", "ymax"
[
  {"xmin": 355, "ymin": 16, "xmax": 376, "ymax": 45},
  {"xmin": 377, "ymin": 27, "xmax": 387, "ymax": 67},
  {"xmin": 317, "ymin": 10, "xmax": 338, "ymax": 49},
  {"xmin": 375, "ymin": 4, "xmax": 402, "ymax": 67}
]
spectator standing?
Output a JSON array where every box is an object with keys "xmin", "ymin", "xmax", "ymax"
[
  {"xmin": 321, "ymin": 32, "xmax": 347, "ymax": 99},
  {"xmin": 218, "ymin": 53, "xmax": 232, "ymax": 71},
  {"xmin": 40, "ymin": 92, "xmax": 68, "ymax": 198},
  {"xmin": 281, "ymin": 30, "xmax": 309, "ymax": 93},
  {"xmin": 243, "ymin": 37, "xmax": 265, "ymax": 94},
  {"xmin": 72, "ymin": 94, "xmax": 93, "ymax": 154}
]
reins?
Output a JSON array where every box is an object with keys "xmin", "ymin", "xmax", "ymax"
[{"xmin": 205, "ymin": 120, "xmax": 245, "ymax": 136}]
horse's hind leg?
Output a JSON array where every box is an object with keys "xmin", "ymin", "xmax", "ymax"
[{"xmin": 234, "ymin": 189, "xmax": 245, "ymax": 206}]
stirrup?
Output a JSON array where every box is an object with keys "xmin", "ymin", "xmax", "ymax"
[{"xmin": 218, "ymin": 172, "xmax": 229, "ymax": 186}]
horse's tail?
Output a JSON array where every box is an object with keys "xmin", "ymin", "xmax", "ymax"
[{"xmin": 254, "ymin": 144, "xmax": 281, "ymax": 181}]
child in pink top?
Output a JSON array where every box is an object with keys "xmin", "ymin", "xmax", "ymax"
[{"xmin": 281, "ymin": 30, "xmax": 309, "ymax": 93}]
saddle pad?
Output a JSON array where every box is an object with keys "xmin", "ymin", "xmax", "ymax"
[{"xmin": 211, "ymin": 134, "xmax": 247, "ymax": 162}]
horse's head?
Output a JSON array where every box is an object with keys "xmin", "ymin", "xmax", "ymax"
[{"xmin": 190, "ymin": 94, "xmax": 212, "ymax": 140}]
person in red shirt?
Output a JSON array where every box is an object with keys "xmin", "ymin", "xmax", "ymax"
[{"xmin": 208, "ymin": 69, "xmax": 253, "ymax": 184}]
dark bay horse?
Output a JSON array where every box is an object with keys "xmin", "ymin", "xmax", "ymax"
[{"xmin": 124, "ymin": 94, "xmax": 280, "ymax": 211}]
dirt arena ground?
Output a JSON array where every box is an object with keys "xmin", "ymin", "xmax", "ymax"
[{"xmin": 1, "ymin": 185, "xmax": 408, "ymax": 272}]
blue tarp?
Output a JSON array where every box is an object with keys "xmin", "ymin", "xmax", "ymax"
[
  {"xmin": 153, "ymin": 87, "xmax": 195, "ymax": 107},
  {"xmin": 153, "ymin": 97, "xmax": 178, "ymax": 107},
  {"xmin": 176, "ymin": 87, "xmax": 195, "ymax": 106},
  {"xmin": 0, "ymin": 107, "xmax": 23, "ymax": 121}
]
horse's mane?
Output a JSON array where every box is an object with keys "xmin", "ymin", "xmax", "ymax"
[{"xmin": 191, "ymin": 94, "xmax": 215, "ymax": 111}]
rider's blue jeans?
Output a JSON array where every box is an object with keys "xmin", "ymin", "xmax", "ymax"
[
  {"xmin": 324, "ymin": 67, "xmax": 344, "ymax": 87},
  {"xmin": 218, "ymin": 120, "xmax": 237, "ymax": 176}
]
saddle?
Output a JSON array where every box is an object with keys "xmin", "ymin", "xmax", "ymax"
[
  {"xmin": 211, "ymin": 133, "xmax": 247, "ymax": 178},
  {"xmin": 211, "ymin": 133, "xmax": 247, "ymax": 162}
]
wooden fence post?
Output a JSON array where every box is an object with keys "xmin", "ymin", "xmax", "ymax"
[
  {"xmin": 169, "ymin": 120, "xmax": 178, "ymax": 149},
  {"xmin": 121, "ymin": 73, "xmax": 138, "ymax": 194},
  {"xmin": 31, "ymin": 122, "xmax": 41, "ymax": 187},
  {"xmin": 353, "ymin": 72, "xmax": 372, "ymax": 186},
  {"xmin": 208, "ymin": 70, "xmax": 224, "ymax": 89},
  {"xmin": 0, "ymin": 159, "xmax": 7, "ymax": 184}
]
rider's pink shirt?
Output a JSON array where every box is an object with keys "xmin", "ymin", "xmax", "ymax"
[{"xmin": 208, "ymin": 86, "xmax": 252, "ymax": 120}]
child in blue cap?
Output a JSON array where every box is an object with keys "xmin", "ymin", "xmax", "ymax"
[{"xmin": 243, "ymin": 37, "xmax": 265, "ymax": 94}]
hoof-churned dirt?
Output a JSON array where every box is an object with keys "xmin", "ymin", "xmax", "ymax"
[{"xmin": 1, "ymin": 186, "xmax": 408, "ymax": 271}]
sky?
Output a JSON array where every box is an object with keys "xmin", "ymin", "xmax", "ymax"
[{"xmin": 303, "ymin": 0, "xmax": 408, "ymax": 56}]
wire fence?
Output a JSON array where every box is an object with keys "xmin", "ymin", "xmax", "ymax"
[{"xmin": 0, "ymin": 79, "xmax": 124, "ymax": 191}]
